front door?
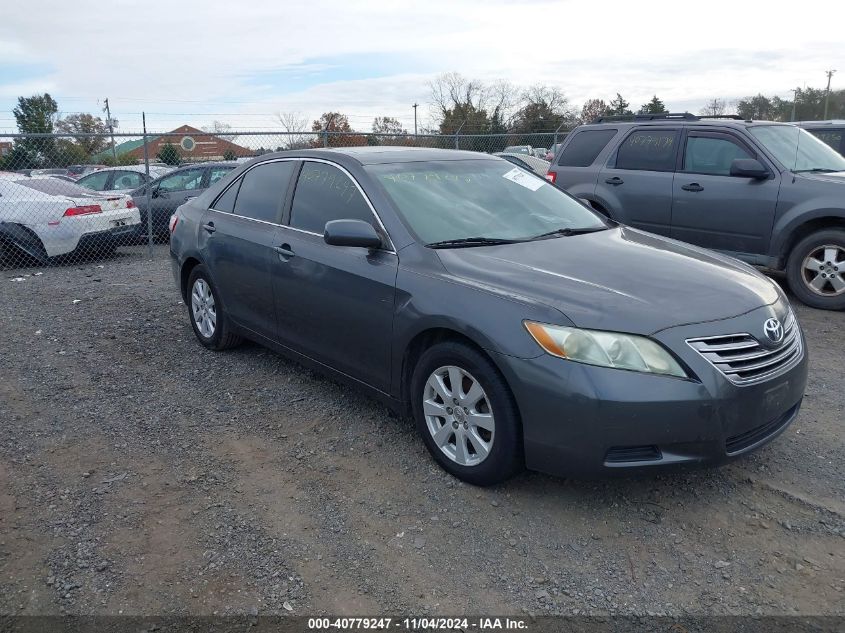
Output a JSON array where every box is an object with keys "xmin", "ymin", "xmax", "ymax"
[
  {"xmin": 671, "ymin": 130, "xmax": 780, "ymax": 256},
  {"xmin": 151, "ymin": 167, "xmax": 207, "ymax": 233},
  {"xmin": 272, "ymin": 161, "xmax": 398, "ymax": 392}
]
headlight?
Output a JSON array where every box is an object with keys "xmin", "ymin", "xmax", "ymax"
[{"xmin": 524, "ymin": 321, "xmax": 688, "ymax": 378}]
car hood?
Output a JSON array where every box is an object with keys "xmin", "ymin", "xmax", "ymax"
[
  {"xmin": 794, "ymin": 170, "xmax": 845, "ymax": 184},
  {"xmin": 434, "ymin": 227, "xmax": 780, "ymax": 334}
]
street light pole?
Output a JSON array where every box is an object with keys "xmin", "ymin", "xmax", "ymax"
[{"xmin": 412, "ymin": 103, "xmax": 418, "ymax": 137}]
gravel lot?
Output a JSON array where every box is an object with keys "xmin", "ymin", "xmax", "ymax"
[{"xmin": 1, "ymin": 247, "xmax": 843, "ymax": 617}]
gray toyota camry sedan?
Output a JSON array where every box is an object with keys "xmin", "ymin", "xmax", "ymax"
[{"xmin": 169, "ymin": 147, "xmax": 808, "ymax": 486}]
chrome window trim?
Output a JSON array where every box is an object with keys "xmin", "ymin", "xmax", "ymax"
[{"xmin": 209, "ymin": 156, "xmax": 396, "ymax": 254}]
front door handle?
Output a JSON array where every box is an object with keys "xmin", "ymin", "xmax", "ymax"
[
  {"xmin": 274, "ymin": 244, "xmax": 295, "ymax": 260},
  {"xmin": 202, "ymin": 222, "xmax": 216, "ymax": 233},
  {"xmin": 605, "ymin": 176, "xmax": 624, "ymax": 185},
  {"xmin": 681, "ymin": 183, "xmax": 704, "ymax": 192}
]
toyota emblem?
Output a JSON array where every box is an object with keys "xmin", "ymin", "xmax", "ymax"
[{"xmin": 763, "ymin": 318, "xmax": 784, "ymax": 344}]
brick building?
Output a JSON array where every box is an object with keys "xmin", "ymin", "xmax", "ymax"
[{"xmin": 95, "ymin": 125, "xmax": 250, "ymax": 163}]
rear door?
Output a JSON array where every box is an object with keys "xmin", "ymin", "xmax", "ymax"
[
  {"xmin": 200, "ymin": 160, "xmax": 296, "ymax": 339},
  {"xmin": 271, "ymin": 160, "xmax": 397, "ymax": 392},
  {"xmin": 671, "ymin": 129, "xmax": 780, "ymax": 256},
  {"xmin": 596, "ymin": 127, "xmax": 680, "ymax": 236}
]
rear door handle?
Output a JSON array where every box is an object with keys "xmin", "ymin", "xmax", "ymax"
[
  {"xmin": 605, "ymin": 177, "xmax": 624, "ymax": 185},
  {"xmin": 202, "ymin": 222, "xmax": 216, "ymax": 233},
  {"xmin": 681, "ymin": 183, "xmax": 704, "ymax": 192},
  {"xmin": 274, "ymin": 244, "xmax": 295, "ymax": 260}
]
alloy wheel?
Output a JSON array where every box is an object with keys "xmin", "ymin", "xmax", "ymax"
[
  {"xmin": 802, "ymin": 245, "xmax": 845, "ymax": 297},
  {"xmin": 423, "ymin": 365, "xmax": 495, "ymax": 467},
  {"xmin": 191, "ymin": 278, "xmax": 217, "ymax": 338}
]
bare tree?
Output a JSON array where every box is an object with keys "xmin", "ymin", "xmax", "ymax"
[
  {"xmin": 277, "ymin": 111, "xmax": 310, "ymax": 149},
  {"xmin": 700, "ymin": 98, "xmax": 727, "ymax": 117},
  {"xmin": 202, "ymin": 120, "xmax": 237, "ymax": 142},
  {"xmin": 429, "ymin": 72, "xmax": 487, "ymax": 117}
]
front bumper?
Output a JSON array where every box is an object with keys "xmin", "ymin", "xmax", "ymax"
[{"xmin": 495, "ymin": 304, "xmax": 809, "ymax": 478}]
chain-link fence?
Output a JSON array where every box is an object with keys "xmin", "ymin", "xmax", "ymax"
[{"xmin": 0, "ymin": 129, "xmax": 566, "ymax": 270}]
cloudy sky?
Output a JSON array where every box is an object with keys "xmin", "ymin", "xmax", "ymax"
[{"xmin": 0, "ymin": 0, "xmax": 843, "ymax": 134}]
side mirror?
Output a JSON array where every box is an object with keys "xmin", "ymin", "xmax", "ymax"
[
  {"xmin": 324, "ymin": 219, "xmax": 382, "ymax": 249},
  {"xmin": 730, "ymin": 158, "xmax": 768, "ymax": 179}
]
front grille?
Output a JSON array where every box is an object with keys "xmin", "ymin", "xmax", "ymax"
[
  {"xmin": 605, "ymin": 445, "xmax": 662, "ymax": 463},
  {"xmin": 686, "ymin": 312, "xmax": 802, "ymax": 385},
  {"xmin": 725, "ymin": 403, "xmax": 799, "ymax": 454}
]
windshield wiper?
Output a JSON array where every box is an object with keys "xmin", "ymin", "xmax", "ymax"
[
  {"xmin": 530, "ymin": 226, "xmax": 608, "ymax": 240},
  {"xmin": 794, "ymin": 167, "xmax": 839, "ymax": 173},
  {"xmin": 426, "ymin": 236, "xmax": 524, "ymax": 249}
]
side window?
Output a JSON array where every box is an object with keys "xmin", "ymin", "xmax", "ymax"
[
  {"xmin": 77, "ymin": 171, "xmax": 110, "ymax": 191},
  {"xmin": 683, "ymin": 136, "xmax": 752, "ymax": 175},
  {"xmin": 158, "ymin": 168, "xmax": 205, "ymax": 193},
  {"xmin": 615, "ymin": 129, "xmax": 679, "ymax": 172},
  {"xmin": 212, "ymin": 180, "xmax": 240, "ymax": 213},
  {"xmin": 232, "ymin": 161, "xmax": 295, "ymax": 223},
  {"xmin": 110, "ymin": 171, "xmax": 144, "ymax": 190},
  {"xmin": 807, "ymin": 128, "xmax": 843, "ymax": 152},
  {"xmin": 289, "ymin": 162, "xmax": 375, "ymax": 234},
  {"xmin": 209, "ymin": 167, "xmax": 234, "ymax": 185},
  {"xmin": 558, "ymin": 129, "xmax": 617, "ymax": 167}
]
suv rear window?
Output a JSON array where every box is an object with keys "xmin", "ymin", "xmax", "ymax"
[
  {"xmin": 557, "ymin": 129, "xmax": 617, "ymax": 167},
  {"xmin": 807, "ymin": 128, "xmax": 843, "ymax": 152},
  {"xmin": 615, "ymin": 130, "xmax": 679, "ymax": 172}
]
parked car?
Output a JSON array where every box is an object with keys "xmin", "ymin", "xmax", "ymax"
[
  {"xmin": 503, "ymin": 145, "xmax": 532, "ymax": 155},
  {"xmin": 545, "ymin": 141, "xmax": 565, "ymax": 161},
  {"xmin": 77, "ymin": 165, "xmax": 173, "ymax": 194},
  {"xmin": 545, "ymin": 113, "xmax": 845, "ymax": 310},
  {"xmin": 66, "ymin": 164, "xmax": 106, "ymax": 179},
  {"xmin": 131, "ymin": 162, "xmax": 236, "ymax": 239},
  {"xmin": 0, "ymin": 177, "xmax": 140, "ymax": 262},
  {"xmin": 494, "ymin": 152, "xmax": 551, "ymax": 176},
  {"xmin": 794, "ymin": 120, "xmax": 845, "ymax": 156},
  {"xmin": 30, "ymin": 168, "xmax": 70, "ymax": 177},
  {"xmin": 169, "ymin": 147, "xmax": 807, "ymax": 485},
  {"xmin": 533, "ymin": 147, "xmax": 548, "ymax": 159}
]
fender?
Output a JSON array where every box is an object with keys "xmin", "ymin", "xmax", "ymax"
[{"xmin": 770, "ymin": 206, "xmax": 845, "ymax": 262}]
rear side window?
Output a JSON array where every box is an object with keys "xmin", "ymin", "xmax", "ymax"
[
  {"xmin": 212, "ymin": 180, "xmax": 240, "ymax": 213},
  {"xmin": 615, "ymin": 129, "xmax": 679, "ymax": 172},
  {"xmin": 807, "ymin": 128, "xmax": 843, "ymax": 152},
  {"xmin": 557, "ymin": 129, "xmax": 617, "ymax": 166},
  {"xmin": 289, "ymin": 162, "xmax": 375, "ymax": 234},
  {"xmin": 209, "ymin": 167, "xmax": 234, "ymax": 185},
  {"xmin": 232, "ymin": 161, "xmax": 294, "ymax": 223}
]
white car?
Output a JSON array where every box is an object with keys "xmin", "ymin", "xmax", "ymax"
[{"xmin": 0, "ymin": 177, "xmax": 141, "ymax": 262}]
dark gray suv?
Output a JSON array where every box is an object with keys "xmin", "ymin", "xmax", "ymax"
[
  {"xmin": 169, "ymin": 147, "xmax": 807, "ymax": 485},
  {"xmin": 546, "ymin": 113, "xmax": 845, "ymax": 310}
]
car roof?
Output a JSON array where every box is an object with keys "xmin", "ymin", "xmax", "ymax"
[
  {"xmin": 793, "ymin": 120, "xmax": 845, "ymax": 127},
  {"xmin": 253, "ymin": 146, "xmax": 499, "ymax": 166},
  {"xmin": 579, "ymin": 115, "xmax": 796, "ymax": 131}
]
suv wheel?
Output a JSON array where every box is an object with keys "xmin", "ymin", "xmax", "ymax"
[
  {"xmin": 786, "ymin": 229, "xmax": 845, "ymax": 310},
  {"xmin": 410, "ymin": 341, "xmax": 523, "ymax": 486},
  {"xmin": 186, "ymin": 265, "xmax": 242, "ymax": 350}
]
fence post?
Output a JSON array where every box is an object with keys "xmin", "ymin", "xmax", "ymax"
[
  {"xmin": 323, "ymin": 114, "xmax": 335, "ymax": 148},
  {"xmin": 454, "ymin": 120, "xmax": 466, "ymax": 150},
  {"xmin": 553, "ymin": 121, "xmax": 566, "ymax": 150},
  {"xmin": 142, "ymin": 113, "xmax": 153, "ymax": 255}
]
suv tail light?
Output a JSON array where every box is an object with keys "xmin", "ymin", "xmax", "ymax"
[
  {"xmin": 169, "ymin": 214, "xmax": 179, "ymax": 234},
  {"xmin": 63, "ymin": 205, "xmax": 102, "ymax": 217},
  {"xmin": 545, "ymin": 171, "xmax": 556, "ymax": 184},
  {"xmin": 126, "ymin": 199, "xmax": 136, "ymax": 208}
]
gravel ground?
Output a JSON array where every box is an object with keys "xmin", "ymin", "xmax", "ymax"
[{"xmin": 0, "ymin": 247, "xmax": 843, "ymax": 617}]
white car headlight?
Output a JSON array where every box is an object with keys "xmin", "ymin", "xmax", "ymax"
[{"xmin": 524, "ymin": 321, "xmax": 688, "ymax": 378}]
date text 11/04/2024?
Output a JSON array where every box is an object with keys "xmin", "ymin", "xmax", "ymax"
[{"xmin": 307, "ymin": 617, "xmax": 528, "ymax": 630}]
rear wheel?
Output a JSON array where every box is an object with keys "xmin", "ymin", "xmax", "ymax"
[
  {"xmin": 410, "ymin": 341, "xmax": 523, "ymax": 486},
  {"xmin": 186, "ymin": 265, "xmax": 242, "ymax": 350},
  {"xmin": 786, "ymin": 229, "xmax": 845, "ymax": 310}
]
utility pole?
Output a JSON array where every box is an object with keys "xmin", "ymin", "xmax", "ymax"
[
  {"xmin": 103, "ymin": 98, "xmax": 117, "ymax": 163},
  {"xmin": 790, "ymin": 88, "xmax": 799, "ymax": 122},
  {"xmin": 412, "ymin": 103, "xmax": 418, "ymax": 136},
  {"xmin": 823, "ymin": 70, "xmax": 836, "ymax": 120}
]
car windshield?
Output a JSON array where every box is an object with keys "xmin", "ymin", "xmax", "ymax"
[
  {"xmin": 16, "ymin": 178, "xmax": 105, "ymax": 197},
  {"xmin": 367, "ymin": 159, "xmax": 607, "ymax": 244},
  {"xmin": 748, "ymin": 125, "xmax": 845, "ymax": 173}
]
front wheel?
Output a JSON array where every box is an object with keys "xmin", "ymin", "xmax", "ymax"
[
  {"xmin": 786, "ymin": 229, "xmax": 845, "ymax": 310},
  {"xmin": 186, "ymin": 265, "xmax": 242, "ymax": 350},
  {"xmin": 410, "ymin": 341, "xmax": 523, "ymax": 486}
]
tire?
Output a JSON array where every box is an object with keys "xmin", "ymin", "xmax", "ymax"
[
  {"xmin": 186, "ymin": 265, "xmax": 242, "ymax": 350},
  {"xmin": 410, "ymin": 341, "xmax": 523, "ymax": 486},
  {"xmin": 786, "ymin": 229, "xmax": 845, "ymax": 311}
]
